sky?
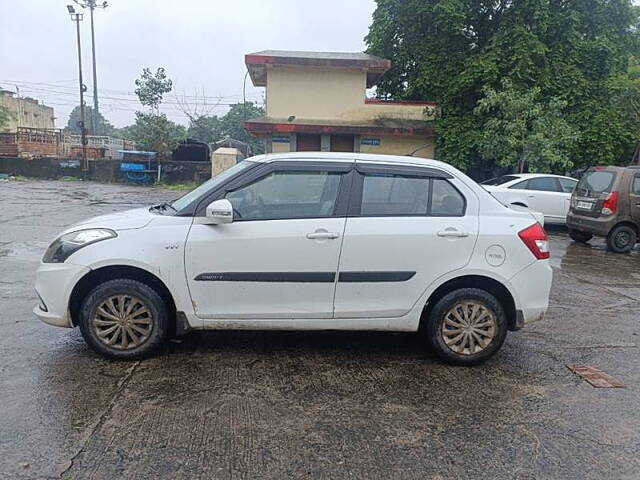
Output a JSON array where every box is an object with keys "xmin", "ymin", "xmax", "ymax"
[{"xmin": 0, "ymin": 0, "xmax": 377, "ymax": 129}]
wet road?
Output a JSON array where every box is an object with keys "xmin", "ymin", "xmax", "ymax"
[{"xmin": 1, "ymin": 179, "xmax": 639, "ymax": 479}]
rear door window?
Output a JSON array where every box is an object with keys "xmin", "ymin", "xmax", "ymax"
[
  {"xmin": 508, "ymin": 180, "xmax": 528, "ymax": 190},
  {"xmin": 576, "ymin": 170, "xmax": 616, "ymax": 197},
  {"xmin": 481, "ymin": 175, "xmax": 519, "ymax": 186},
  {"xmin": 632, "ymin": 176, "xmax": 640, "ymax": 195},
  {"xmin": 526, "ymin": 177, "xmax": 561, "ymax": 192}
]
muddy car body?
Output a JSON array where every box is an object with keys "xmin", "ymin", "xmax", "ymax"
[{"xmin": 567, "ymin": 166, "xmax": 640, "ymax": 253}]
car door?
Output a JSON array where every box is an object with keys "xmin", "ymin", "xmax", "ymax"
[
  {"xmin": 333, "ymin": 163, "xmax": 479, "ymax": 319},
  {"xmin": 518, "ymin": 177, "xmax": 565, "ymax": 222},
  {"xmin": 629, "ymin": 174, "xmax": 640, "ymax": 224},
  {"xmin": 184, "ymin": 161, "xmax": 352, "ymax": 320}
]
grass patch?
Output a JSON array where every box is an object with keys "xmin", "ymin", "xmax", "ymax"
[
  {"xmin": 158, "ymin": 182, "xmax": 198, "ymax": 191},
  {"xmin": 7, "ymin": 175, "xmax": 29, "ymax": 182},
  {"xmin": 60, "ymin": 176, "xmax": 81, "ymax": 182}
]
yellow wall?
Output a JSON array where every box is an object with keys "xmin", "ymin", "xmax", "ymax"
[
  {"xmin": 266, "ymin": 66, "xmax": 365, "ymax": 120},
  {"xmin": 0, "ymin": 94, "xmax": 55, "ymax": 132},
  {"xmin": 271, "ymin": 140, "xmax": 290, "ymax": 153},
  {"xmin": 360, "ymin": 135, "xmax": 434, "ymax": 158},
  {"xmin": 265, "ymin": 65, "xmax": 436, "ymax": 123}
]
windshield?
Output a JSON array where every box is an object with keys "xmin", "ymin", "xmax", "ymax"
[
  {"xmin": 575, "ymin": 170, "xmax": 616, "ymax": 197},
  {"xmin": 170, "ymin": 161, "xmax": 254, "ymax": 211},
  {"xmin": 481, "ymin": 175, "xmax": 519, "ymax": 186}
]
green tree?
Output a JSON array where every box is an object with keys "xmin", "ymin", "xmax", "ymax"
[
  {"xmin": 366, "ymin": 0, "xmax": 640, "ymax": 173},
  {"xmin": 64, "ymin": 105, "xmax": 116, "ymax": 136},
  {"xmin": 186, "ymin": 115, "xmax": 223, "ymax": 143},
  {"xmin": 134, "ymin": 67, "xmax": 173, "ymax": 114},
  {"xmin": 125, "ymin": 112, "xmax": 186, "ymax": 153},
  {"xmin": 185, "ymin": 103, "xmax": 265, "ymax": 154},
  {"xmin": 219, "ymin": 102, "xmax": 265, "ymax": 154},
  {"xmin": 475, "ymin": 80, "xmax": 576, "ymax": 173},
  {"xmin": 0, "ymin": 105, "xmax": 14, "ymax": 132}
]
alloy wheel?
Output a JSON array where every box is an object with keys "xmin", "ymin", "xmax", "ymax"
[
  {"xmin": 92, "ymin": 295, "xmax": 153, "ymax": 350},
  {"xmin": 441, "ymin": 300, "xmax": 497, "ymax": 355}
]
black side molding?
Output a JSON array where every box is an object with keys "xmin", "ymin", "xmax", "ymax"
[
  {"xmin": 194, "ymin": 272, "xmax": 336, "ymax": 283},
  {"xmin": 194, "ymin": 271, "xmax": 416, "ymax": 283},
  {"xmin": 338, "ymin": 271, "xmax": 416, "ymax": 283}
]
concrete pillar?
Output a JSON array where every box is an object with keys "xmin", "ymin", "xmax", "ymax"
[
  {"xmin": 212, "ymin": 147, "xmax": 243, "ymax": 177},
  {"xmin": 320, "ymin": 134, "xmax": 331, "ymax": 152}
]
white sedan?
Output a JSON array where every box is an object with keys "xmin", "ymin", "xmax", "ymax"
[
  {"xmin": 481, "ymin": 174, "xmax": 578, "ymax": 225},
  {"xmin": 34, "ymin": 153, "xmax": 552, "ymax": 366}
]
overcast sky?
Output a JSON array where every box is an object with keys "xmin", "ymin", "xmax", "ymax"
[{"xmin": 0, "ymin": 0, "xmax": 377, "ymax": 128}]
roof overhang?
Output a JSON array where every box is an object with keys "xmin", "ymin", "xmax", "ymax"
[
  {"xmin": 245, "ymin": 50, "xmax": 391, "ymax": 88},
  {"xmin": 244, "ymin": 117, "xmax": 434, "ymax": 137}
]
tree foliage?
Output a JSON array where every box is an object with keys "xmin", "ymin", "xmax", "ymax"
[
  {"xmin": 134, "ymin": 67, "xmax": 173, "ymax": 114},
  {"xmin": 475, "ymin": 80, "xmax": 576, "ymax": 173},
  {"xmin": 0, "ymin": 105, "xmax": 14, "ymax": 132},
  {"xmin": 366, "ymin": 0, "xmax": 640, "ymax": 174},
  {"xmin": 64, "ymin": 105, "xmax": 116, "ymax": 136},
  {"xmin": 186, "ymin": 102, "xmax": 265, "ymax": 154},
  {"xmin": 123, "ymin": 112, "xmax": 186, "ymax": 153}
]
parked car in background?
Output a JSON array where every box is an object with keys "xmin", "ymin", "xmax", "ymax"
[
  {"xmin": 34, "ymin": 153, "xmax": 552, "ymax": 366},
  {"xmin": 481, "ymin": 174, "xmax": 578, "ymax": 225},
  {"xmin": 567, "ymin": 166, "xmax": 640, "ymax": 253}
]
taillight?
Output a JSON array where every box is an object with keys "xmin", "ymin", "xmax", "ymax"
[
  {"xmin": 601, "ymin": 191, "xmax": 618, "ymax": 215},
  {"xmin": 518, "ymin": 223, "xmax": 550, "ymax": 260}
]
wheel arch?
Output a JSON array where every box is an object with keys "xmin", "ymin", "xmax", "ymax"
[
  {"xmin": 420, "ymin": 275, "xmax": 517, "ymax": 331},
  {"xmin": 611, "ymin": 220, "xmax": 638, "ymax": 235},
  {"xmin": 68, "ymin": 265, "xmax": 177, "ymax": 330}
]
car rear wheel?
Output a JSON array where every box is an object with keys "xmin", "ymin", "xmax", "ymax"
[
  {"xmin": 568, "ymin": 229, "xmax": 593, "ymax": 243},
  {"xmin": 425, "ymin": 288, "xmax": 508, "ymax": 366},
  {"xmin": 606, "ymin": 225, "xmax": 636, "ymax": 253},
  {"xmin": 78, "ymin": 279, "xmax": 169, "ymax": 360}
]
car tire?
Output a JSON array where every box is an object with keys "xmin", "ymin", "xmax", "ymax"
[
  {"xmin": 425, "ymin": 288, "xmax": 508, "ymax": 366},
  {"xmin": 568, "ymin": 229, "xmax": 593, "ymax": 243},
  {"xmin": 78, "ymin": 279, "xmax": 169, "ymax": 360},
  {"xmin": 606, "ymin": 225, "xmax": 637, "ymax": 253}
]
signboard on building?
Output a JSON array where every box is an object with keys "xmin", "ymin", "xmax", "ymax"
[
  {"xmin": 272, "ymin": 135, "xmax": 291, "ymax": 143},
  {"xmin": 361, "ymin": 138, "xmax": 381, "ymax": 146}
]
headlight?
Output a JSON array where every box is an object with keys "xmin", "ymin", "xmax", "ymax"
[{"xmin": 43, "ymin": 228, "xmax": 117, "ymax": 263}]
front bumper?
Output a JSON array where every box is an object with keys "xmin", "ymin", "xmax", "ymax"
[{"xmin": 34, "ymin": 262, "xmax": 90, "ymax": 328}]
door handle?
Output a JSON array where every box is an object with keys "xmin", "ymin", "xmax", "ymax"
[
  {"xmin": 306, "ymin": 231, "xmax": 340, "ymax": 240},
  {"xmin": 437, "ymin": 229, "xmax": 469, "ymax": 238},
  {"xmin": 527, "ymin": 195, "xmax": 536, "ymax": 198}
]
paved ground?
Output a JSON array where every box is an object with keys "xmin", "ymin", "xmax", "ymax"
[{"xmin": 1, "ymin": 179, "xmax": 639, "ymax": 480}]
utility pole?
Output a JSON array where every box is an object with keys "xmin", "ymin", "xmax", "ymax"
[
  {"xmin": 67, "ymin": 5, "xmax": 88, "ymax": 176},
  {"xmin": 75, "ymin": 0, "xmax": 108, "ymax": 135}
]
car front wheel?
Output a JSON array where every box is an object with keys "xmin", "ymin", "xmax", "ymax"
[
  {"xmin": 606, "ymin": 225, "xmax": 636, "ymax": 253},
  {"xmin": 425, "ymin": 288, "xmax": 508, "ymax": 366},
  {"xmin": 78, "ymin": 279, "xmax": 169, "ymax": 360}
]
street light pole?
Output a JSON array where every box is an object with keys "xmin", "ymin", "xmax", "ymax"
[
  {"xmin": 68, "ymin": 5, "xmax": 88, "ymax": 175},
  {"xmin": 75, "ymin": 0, "xmax": 107, "ymax": 136}
]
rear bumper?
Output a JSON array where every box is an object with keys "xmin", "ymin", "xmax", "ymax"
[
  {"xmin": 566, "ymin": 212, "xmax": 613, "ymax": 237},
  {"xmin": 509, "ymin": 260, "xmax": 552, "ymax": 326}
]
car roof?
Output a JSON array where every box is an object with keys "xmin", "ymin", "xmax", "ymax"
[
  {"xmin": 509, "ymin": 173, "xmax": 576, "ymax": 180},
  {"xmin": 250, "ymin": 151, "xmax": 452, "ymax": 169}
]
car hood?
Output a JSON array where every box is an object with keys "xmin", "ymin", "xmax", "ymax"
[{"xmin": 65, "ymin": 207, "xmax": 155, "ymax": 233}]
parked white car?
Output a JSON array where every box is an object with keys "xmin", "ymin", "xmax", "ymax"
[
  {"xmin": 34, "ymin": 153, "xmax": 552, "ymax": 365},
  {"xmin": 481, "ymin": 173, "xmax": 578, "ymax": 225}
]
